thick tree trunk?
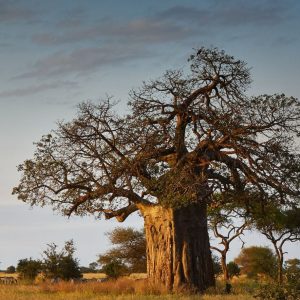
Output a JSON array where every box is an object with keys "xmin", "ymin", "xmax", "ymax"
[{"xmin": 139, "ymin": 202, "xmax": 215, "ymax": 292}]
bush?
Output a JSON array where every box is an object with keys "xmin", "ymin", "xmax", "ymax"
[
  {"xmin": 101, "ymin": 260, "xmax": 128, "ymax": 279},
  {"xmin": 227, "ymin": 261, "xmax": 240, "ymax": 278},
  {"xmin": 254, "ymin": 283, "xmax": 300, "ymax": 300},
  {"xmin": 212, "ymin": 255, "xmax": 222, "ymax": 276},
  {"xmin": 235, "ymin": 246, "xmax": 277, "ymax": 279},
  {"xmin": 285, "ymin": 258, "xmax": 300, "ymax": 288},
  {"xmin": 6, "ymin": 265, "xmax": 16, "ymax": 273},
  {"xmin": 42, "ymin": 240, "xmax": 82, "ymax": 280},
  {"xmin": 16, "ymin": 258, "xmax": 42, "ymax": 281}
]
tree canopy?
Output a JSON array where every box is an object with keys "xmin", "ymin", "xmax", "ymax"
[
  {"xmin": 42, "ymin": 240, "xmax": 81, "ymax": 280},
  {"xmin": 235, "ymin": 246, "xmax": 277, "ymax": 279},
  {"xmin": 16, "ymin": 258, "xmax": 42, "ymax": 281},
  {"xmin": 13, "ymin": 47, "xmax": 300, "ymax": 220},
  {"xmin": 250, "ymin": 205, "xmax": 300, "ymax": 283},
  {"xmin": 98, "ymin": 227, "xmax": 146, "ymax": 273},
  {"xmin": 209, "ymin": 202, "xmax": 250, "ymax": 281}
]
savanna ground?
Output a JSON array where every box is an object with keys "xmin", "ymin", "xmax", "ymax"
[{"xmin": 0, "ymin": 273, "xmax": 256, "ymax": 300}]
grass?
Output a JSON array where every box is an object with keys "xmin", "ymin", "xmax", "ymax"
[
  {"xmin": 83, "ymin": 273, "xmax": 108, "ymax": 280},
  {"xmin": 0, "ymin": 271, "xmax": 18, "ymax": 278},
  {"xmin": 0, "ymin": 277, "xmax": 255, "ymax": 300}
]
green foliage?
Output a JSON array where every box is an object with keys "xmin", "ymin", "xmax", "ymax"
[
  {"xmin": 89, "ymin": 262, "xmax": 99, "ymax": 271},
  {"xmin": 98, "ymin": 227, "xmax": 146, "ymax": 273},
  {"xmin": 42, "ymin": 240, "xmax": 82, "ymax": 280},
  {"xmin": 6, "ymin": 265, "xmax": 16, "ymax": 273},
  {"xmin": 285, "ymin": 259, "xmax": 300, "ymax": 288},
  {"xmin": 254, "ymin": 283, "xmax": 300, "ymax": 300},
  {"xmin": 227, "ymin": 262, "xmax": 240, "ymax": 278},
  {"xmin": 16, "ymin": 258, "xmax": 42, "ymax": 281},
  {"xmin": 235, "ymin": 246, "xmax": 277, "ymax": 279},
  {"xmin": 57, "ymin": 255, "xmax": 81, "ymax": 280},
  {"xmin": 212, "ymin": 255, "xmax": 222, "ymax": 276},
  {"xmin": 252, "ymin": 205, "xmax": 300, "ymax": 234},
  {"xmin": 80, "ymin": 262, "xmax": 99, "ymax": 273},
  {"xmin": 101, "ymin": 259, "xmax": 128, "ymax": 279}
]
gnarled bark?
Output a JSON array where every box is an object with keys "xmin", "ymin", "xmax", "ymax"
[{"xmin": 139, "ymin": 202, "xmax": 215, "ymax": 292}]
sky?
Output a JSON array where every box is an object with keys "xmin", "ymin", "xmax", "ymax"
[{"xmin": 1, "ymin": 0, "xmax": 300, "ymax": 269}]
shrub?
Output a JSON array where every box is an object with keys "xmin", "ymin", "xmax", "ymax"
[
  {"xmin": 235, "ymin": 246, "xmax": 277, "ymax": 279},
  {"xmin": 227, "ymin": 261, "xmax": 240, "ymax": 278},
  {"xmin": 16, "ymin": 258, "xmax": 42, "ymax": 281},
  {"xmin": 254, "ymin": 283, "xmax": 300, "ymax": 300},
  {"xmin": 6, "ymin": 265, "xmax": 16, "ymax": 273},
  {"xmin": 42, "ymin": 240, "xmax": 82, "ymax": 280},
  {"xmin": 101, "ymin": 260, "xmax": 128, "ymax": 279}
]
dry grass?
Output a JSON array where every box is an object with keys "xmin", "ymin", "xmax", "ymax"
[
  {"xmin": 0, "ymin": 278, "xmax": 255, "ymax": 300},
  {"xmin": 83, "ymin": 273, "xmax": 107, "ymax": 280},
  {"xmin": 0, "ymin": 271, "xmax": 18, "ymax": 278}
]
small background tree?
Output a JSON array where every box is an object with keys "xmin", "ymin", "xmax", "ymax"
[
  {"xmin": 101, "ymin": 259, "xmax": 128, "ymax": 279},
  {"xmin": 227, "ymin": 261, "xmax": 240, "ymax": 279},
  {"xmin": 252, "ymin": 206, "xmax": 300, "ymax": 284},
  {"xmin": 6, "ymin": 265, "xmax": 16, "ymax": 274},
  {"xmin": 212, "ymin": 255, "xmax": 222, "ymax": 278},
  {"xmin": 16, "ymin": 258, "xmax": 42, "ymax": 281},
  {"xmin": 209, "ymin": 202, "xmax": 250, "ymax": 282},
  {"xmin": 98, "ymin": 227, "xmax": 146, "ymax": 274},
  {"xmin": 285, "ymin": 258, "xmax": 300, "ymax": 288},
  {"xmin": 235, "ymin": 246, "xmax": 277, "ymax": 279},
  {"xmin": 80, "ymin": 262, "xmax": 99, "ymax": 273},
  {"xmin": 42, "ymin": 240, "xmax": 81, "ymax": 280}
]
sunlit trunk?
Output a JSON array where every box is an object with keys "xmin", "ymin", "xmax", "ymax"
[{"xmin": 140, "ymin": 202, "xmax": 215, "ymax": 292}]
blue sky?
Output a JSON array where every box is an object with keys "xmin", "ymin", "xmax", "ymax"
[{"xmin": 0, "ymin": 0, "xmax": 300, "ymax": 269}]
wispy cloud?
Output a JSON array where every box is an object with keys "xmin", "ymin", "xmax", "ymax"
[
  {"xmin": 159, "ymin": 1, "xmax": 289, "ymax": 27},
  {"xmin": 0, "ymin": 0, "xmax": 37, "ymax": 23},
  {"xmin": 0, "ymin": 81, "xmax": 78, "ymax": 98},
  {"xmin": 31, "ymin": 1, "xmax": 292, "ymax": 47},
  {"xmin": 55, "ymin": 6, "xmax": 86, "ymax": 29},
  {"xmin": 14, "ymin": 46, "xmax": 153, "ymax": 79},
  {"xmin": 11, "ymin": 1, "xmax": 298, "ymax": 81},
  {"xmin": 32, "ymin": 18, "xmax": 191, "ymax": 46}
]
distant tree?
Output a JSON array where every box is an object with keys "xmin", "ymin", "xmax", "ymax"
[
  {"xmin": 212, "ymin": 255, "xmax": 222, "ymax": 277},
  {"xmin": 42, "ymin": 240, "xmax": 81, "ymax": 280},
  {"xmin": 89, "ymin": 262, "xmax": 99, "ymax": 271},
  {"xmin": 80, "ymin": 262, "xmax": 99, "ymax": 273},
  {"xmin": 235, "ymin": 246, "xmax": 277, "ymax": 279},
  {"xmin": 58, "ymin": 255, "xmax": 82, "ymax": 280},
  {"xmin": 98, "ymin": 227, "xmax": 146, "ymax": 273},
  {"xmin": 101, "ymin": 259, "xmax": 128, "ymax": 279},
  {"xmin": 251, "ymin": 205, "xmax": 300, "ymax": 284},
  {"xmin": 17, "ymin": 258, "xmax": 42, "ymax": 281},
  {"xmin": 227, "ymin": 262, "xmax": 240, "ymax": 279},
  {"xmin": 209, "ymin": 202, "xmax": 250, "ymax": 282},
  {"xmin": 6, "ymin": 265, "xmax": 16, "ymax": 273},
  {"xmin": 256, "ymin": 207, "xmax": 300, "ymax": 284},
  {"xmin": 284, "ymin": 258, "xmax": 300, "ymax": 287}
]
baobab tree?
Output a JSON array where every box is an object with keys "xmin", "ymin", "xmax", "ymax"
[{"xmin": 13, "ymin": 47, "xmax": 300, "ymax": 292}]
